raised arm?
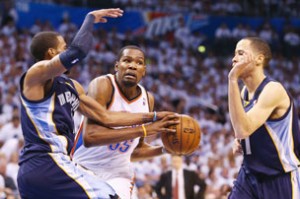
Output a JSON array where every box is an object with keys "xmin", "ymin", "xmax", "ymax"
[
  {"xmin": 228, "ymin": 51, "xmax": 290, "ymax": 139},
  {"xmin": 23, "ymin": 9, "xmax": 123, "ymax": 100}
]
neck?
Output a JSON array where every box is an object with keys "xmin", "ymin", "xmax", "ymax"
[
  {"xmin": 115, "ymin": 78, "xmax": 140, "ymax": 100},
  {"xmin": 242, "ymin": 70, "xmax": 266, "ymax": 93}
]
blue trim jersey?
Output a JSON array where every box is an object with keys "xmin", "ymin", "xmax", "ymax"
[
  {"xmin": 19, "ymin": 74, "xmax": 80, "ymax": 164},
  {"xmin": 241, "ymin": 77, "xmax": 300, "ymax": 176},
  {"xmin": 72, "ymin": 74, "xmax": 151, "ymax": 180}
]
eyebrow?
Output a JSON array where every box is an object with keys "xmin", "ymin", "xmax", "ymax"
[
  {"xmin": 235, "ymin": 50, "xmax": 245, "ymax": 54},
  {"xmin": 122, "ymin": 56, "xmax": 144, "ymax": 60}
]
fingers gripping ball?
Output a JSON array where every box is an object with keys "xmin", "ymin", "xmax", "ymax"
[{"xmin": 161, "ymin": 115, "xmax": 201, "ymax": 156}]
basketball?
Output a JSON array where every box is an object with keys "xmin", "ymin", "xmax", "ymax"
[{"xmin": 161, "ymin": 115, "xmax": 201, "ymax": 156}]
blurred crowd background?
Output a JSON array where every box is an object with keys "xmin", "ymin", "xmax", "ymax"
[{"xmin": 0, "ymin": 0, "xmax": 300, "ymax": 198}]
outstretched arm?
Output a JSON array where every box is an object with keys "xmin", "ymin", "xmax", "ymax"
[
  {"xmin": 78, "ymin": 76, "xmax": 176, "ymax": 127},
  {"xmin": 23, "ymin": 9, "xmax": 123, "ymax": 101}
]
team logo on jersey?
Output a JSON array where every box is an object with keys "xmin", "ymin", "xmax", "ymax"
[
  {"xmin": 143, "ymin": 98, "xmax": 146, "ymax": 106},
  {"xmin": 57, "ymin": 91, "xmax": 80, "ymax": 113},
  {"xmin": 243, "ymin": 100, "xmax": 250, "ymax": 107}
]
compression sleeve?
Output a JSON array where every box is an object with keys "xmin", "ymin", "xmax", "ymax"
[{"xmin": 59, "ymin": 14, "xmax": 95, "ymax": 69}]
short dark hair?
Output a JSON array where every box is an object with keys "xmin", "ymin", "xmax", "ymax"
[
  {"xmin": 244, "ymin": 37, "xmax": 272, "ymax": 67},
  {"xmin": 116, "ymin": 45, "xmax": 145, "ymax": 61},
  {"xmin": 30, "ymin": 31, "xmax": 61, "ymax": 61}
]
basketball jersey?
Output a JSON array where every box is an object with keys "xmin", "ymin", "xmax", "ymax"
[
  {"xmin": 72, "ymin": 74, "xmax": 150, "ymax": 179},
  {"xmin": 241, "ymin": 77, "xmax": 300, "ymax": 176},
  {"xmin": 19, "ymin": 74, "xmax": 80, "ymax": 164}
]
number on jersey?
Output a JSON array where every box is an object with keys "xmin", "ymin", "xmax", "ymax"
[{"xmin": 109, "ymin": 139, "xmax": 134, "ymax": 153}]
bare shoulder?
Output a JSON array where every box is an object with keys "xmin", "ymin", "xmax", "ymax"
[
  {"xmin": 89, "ymin": 75, "xmax": 111, "ymax": 89},
  {"xmin": 260, "ymin": 81, "xmax": 290, "ymax": 116},
  {"xmin": 264, "ymin": 81, "xmax": 287, "ymax": 98},
  {"xmin": 147, "ymin": 91, "xmax": 155, "ymax": 111},
  {"xmin": 88, "ymin": 75, "xmax": 113, "ymax": 102},
  {"xmin": 25, "ymin": 60, "xmax": 49, "ymax": 84},
  {"xmin": 147, "ymin": 91, "xmax": 154, "ymax": 100}
]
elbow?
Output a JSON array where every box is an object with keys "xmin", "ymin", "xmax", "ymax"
[
  {"xmin": 82, "ymin": 128, "xmax": 98, "ymax": 147},
  {"xmin": 130, "ymin": 151, "xmax": 140, "ymax": 162},
  {"xmin": 235, "ymin": 133, "xmax": 247, "ymax": 139},
  {"xmin": 83, "ymin": 135, "xmax": 94, "ymax": 148},
  {"xmin": 83, "ymin": 127, "xmax": 108, "ymax": 147},
  {"xmin": 234, "ymin": 127, "xmax": 251, "ymax": 139}
]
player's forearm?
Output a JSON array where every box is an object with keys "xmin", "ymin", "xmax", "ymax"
[
  {"xmin": 131, "ymin": 146, "xmax": 164, "ymax": 162},
  {"xmin": 79, "ymin": 96, "xmax": 156, "ymax": 127},
  {"xmin": 83, "ymin": 123, "xmax": 144, "ymax": 147},
  {"xmin": 228, "ymin": 80, "xmax": 252, "ymax": 139},
  {"xmin": 102, "ymin": 111, "xmax": 156, "ymax": 127},
  {"xmin": 59, "ymin": 14, "xmax": 95, "ymax": 70}
]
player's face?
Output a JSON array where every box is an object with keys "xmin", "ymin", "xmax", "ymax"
[
  {"xmin": 232, "ymin": 39, "xmax": 250, "ymax": 66},
  {"xmin": 115, "ymin": 49, "xmax": 146, "ymax": 87},
  {"xmin": 48, "ymin": 35, "xmax": 67, "ymax": 59},
  {"xmin": 232, "ymin": 39, "xmax": 256, "ymax": 77},
  {"xmin": 55, "ymin": 36, "xmax": 67, "ymax": 54}
]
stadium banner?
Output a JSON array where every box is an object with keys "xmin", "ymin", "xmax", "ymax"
[
  {"xmin": 15, "ymin": 1, "xmax": 300, "ymax": 37},
  {"xmin": 15, "ymin": 0, "xmax": 145, "ymax": 32}
]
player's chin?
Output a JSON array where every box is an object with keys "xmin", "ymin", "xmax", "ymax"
[{"xmin": 123, "ymin": 80, "xmax": 136, "ymax": 87}]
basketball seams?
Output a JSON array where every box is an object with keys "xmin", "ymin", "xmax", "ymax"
[
  {"xmin": 161, "ymin": 114, "xmax": 201, "ymax": 156},
  {"xmin": 180, "ymin": 115, "xmax": 183, "ymax": 155},
  {"xmin": 186, "ymin": 116, "xmax": 196, "ymax": 155},
  {"xmin": 186, "ymin": 118, "xmax": 195, "ymax": 155},
  {"xmin": 169, "ymin": 121, "xmax": 177, "ymax": 154},
  {"xmin": 189, "ymin": 119, "xmax": 199, "ymax": 154},
  {"xmin": 182, "ymin": 115, "xmax": 191, "ymax": 155}
]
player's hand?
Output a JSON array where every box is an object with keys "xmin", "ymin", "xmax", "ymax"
[
  {"xmin": 232, "ymin": 138, "xmax": 243, "ymax": 155},
  {"xmin": 88, "ymin": 8, "xmax": 123, "ymax": 23},
  {"xmin": 156, "ymin": 111, "xmax": 179, "ymax": 121},
  {"xmin": 229, "ymin": 51, "xmax": 254, "ymax": 81},
  {"xmin": 145, "ymin": 114, "xmax": 179, "ymax": 136}
]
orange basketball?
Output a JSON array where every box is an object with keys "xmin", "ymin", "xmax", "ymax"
[{"xmin": 161, "ymin": 115, "xmax": 201, "ymax": 156}]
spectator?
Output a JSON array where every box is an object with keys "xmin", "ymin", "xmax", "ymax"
[{"xmin": 155, "ymin": 155, "xmax": 206, "ymax": 199}]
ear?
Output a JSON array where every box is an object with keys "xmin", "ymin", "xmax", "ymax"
[
  {"xmin": 256, "ymin": 54, "xmax": 264, "ymax": 66},
  {"xmin": 114, "ymin": 61, "xmax": 119, "ymax": 72},
  {"xmin": 48, "ymin": 48, "xmax": 57, "ymax": 57}
]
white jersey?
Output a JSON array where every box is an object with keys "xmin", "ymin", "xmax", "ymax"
[{"xmin": 72, "ymin": 74, "xmax": 150, "ymax": 180}]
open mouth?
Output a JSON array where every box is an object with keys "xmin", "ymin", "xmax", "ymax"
[{"xmin": 124, "ymin": 72, "xmax": 137, "ymax": 79}]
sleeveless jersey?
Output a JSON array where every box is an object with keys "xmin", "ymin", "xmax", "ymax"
[
  {"xmin": 72, "ymin": 74, "xmax": 150, "ymax": 179},
  {"xmin": 241, "ymin": 77, "xmax": 300, "ymax": 176},
  {"xmin": 19, "ymin": 74, "xmax": 80, "ymax": 164}
]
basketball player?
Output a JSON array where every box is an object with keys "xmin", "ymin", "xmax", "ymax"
[
  {"xmin": 228, "ymin": 37, "xmax": 300, "ymax": 199},
  {"xmin": 72, "ymin": 45, "xmax": 175, "ymax": 199},
  {"xmin": 18, "ymin": 10, "xmax": 176, "ymax": 199}
]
